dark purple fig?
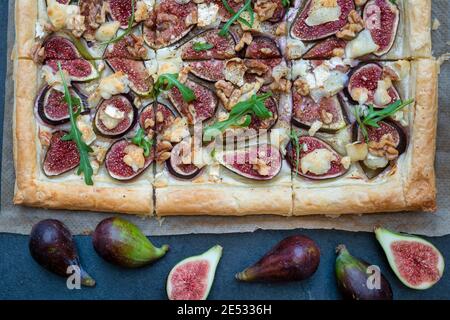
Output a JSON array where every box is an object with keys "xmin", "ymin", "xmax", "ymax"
[
  {"xmin": 303, "ymin": 37, "xmax": 347, "ymax": 59},
  {"xmin": 93, "ymin": 217, "xmax": 169, "ymax": 268},
  {"xmin": 94, "ymin": 94, "xmax": 138, "ymax": 138},
  {"xmin": 44, "ymin": 36, "xmax": 81, "ymax": 60},
  {"xmin": 292, "ymin": 94, "xmax": 347, "ymax": 132},
  {"xmin": 217, "ymin": 144, "xmax": 282, "ymax": 180},
  {"xmin": 180, "ymin": 29, "xmax": 236, "ymax": 61},
  {"xmin": 43, "ymin": 131, "xmax": 80, "ymax": 176},
  {"xmin": 106, "ymin": 58, "xmax": 153, "ymax": 96},
  {"xmin": 79, "ymin": 0, "xmax": 104, "ymax": 41},
  {"xmin": 347, "ymin": 63, "xmax": 400, "ymax": 108},
  {"xmin": 103, "ymin": 34, "xmax": 149, "ymax": 60},
  {"xmin": 287, "ymin": 135, "xmax": 348, "ymax": 180},
  {"xmin": 290, "ymin": 0, "xmax": 355, "ymax": 41},
  {"xmin": 36, "ymin": 85, "xmax": 89, "ymax": 126},
  {"xmin": 363, "ymin": 0, "xmax": 399, "ymax": 56},
  {"xmin": 143, "ymin": 0, "xmax": 197, "ymax": 49},
  {"xmin": 244, "ymin": 58, "xmax": 283, "ymax": 84},
  {"xmin": 185, "ymin": 60, "xmax": 226, "ymax": 82},
  {"xmin": 108, "ymin": 0, "xmax": 135, "ymax": 28},
  {"xmin": 29, "ymin": 219, "xmax": 95, "ymax": 287},
  {"xmin": 248, "ymin": 94, "xmax": 278, "ymax": 131},
  {"xmin": 168, "ymin": 79, "xmax": 218, "ymax": 125},
  {"xmin": 139, "ymin": 102, "xmax": 178, "ymax": 136},
  {"xmin": 47, "ymin": 0, "xmax": 70, "ymax": 4},
  {"xmin": 266, "ymin": 0, "xmax": 287, "ymax": 23},
  {"xmin": 245, "ymin": 36, "xmax": 281, "ymax": 59},
  {"xmin": 236, "ymin": 235, "xmax": 320, "ymax": 282},
  {"xmin": 46, "ymin": 59, "xmax": 99, "ymax": 82},
  {"xmin": 335, "ymin": 244, "xmax": 393, "ymax": 300},
  {"xmin": 167, "ymin": 140, "xmax": 202, "ymax": 180},
  {"xmin": 105, "ymin": 139, "xmax": 154, "ymax": 181}
]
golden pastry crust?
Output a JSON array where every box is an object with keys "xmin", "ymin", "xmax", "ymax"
[
  {"xmin": 15, "ymin": 0, "xmax": 38, "ymax": 59},
  {"xmin": 13, "ymin": 59, "xmax": 153, "ymax": 215},
  {"xmin": 406, "ymin": 0, "xmax": 432, "ymax": 58}
]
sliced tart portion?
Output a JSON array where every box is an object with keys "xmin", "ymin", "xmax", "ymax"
[
  {"xmin": 181, "ymin": 29, "xmax": 237, "ymax": 61},
  {"xmin": 43, "ymin": 131, "xmax": 80, "ymax": 177},
  {"xmin": 106, "ymin": 58, "xmax": 153, "ymax": 96}
]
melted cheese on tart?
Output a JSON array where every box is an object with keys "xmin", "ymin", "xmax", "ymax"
[
  {"xmin": 224, "ymin": 58, "xmax": 247, "ymax": 87},
  {"xmin": 161, "ymin": 118, "xmax": 190, "ymax": 143},
  {"xmin": 46, "ymin": 0, "xmax": 83, "ymax": 31},
  {"xmin": 345, "ymin": 29, "xmax": 379, "ymax": 59},
  {"xmin": 97, "ymin": 72, "xmax": 131, "ymax": 99},
  {"xmin": 41, "ymin": 65, "xmax": 72, "ymax": 92},
  {"xmin": 95, "ymin": 21, "xmax": 121, "ymax": 42},
  {"xmin": 286, "ymin": 38, "xmax": 306, "ymax": 60},
  {"xmin": 123, "ymin": 145, "xmax": 145, "ymax": 172},
  {"xmin": 197, "ymin": 3, "xmax": 219, "ymax": 27},
  {"xmin": 305, "ymin": 0, "xmax": 341, "ymax": 27},
  {"xmin": 76, "ymin": 115, "xmax": 97, "ymax": 145},
  {"xmin": 301, "ymin": 148, "xmax": 336, "ymax": 175},
  {"xmin": 374, "ymin": 78, "xmax": 393, "ymax": 106},
  {"xmin": 345, "ymin": 142, "xmax": 368, "ymax": 162},
  {"xmin": 99, "ymin": 104, "xmax": 126, "ymax": 130}
]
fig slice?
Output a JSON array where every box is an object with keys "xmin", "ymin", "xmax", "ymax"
[
  {"xmin": 347, "ymin": 63, "xmax": 400, "ymax": 108},
  {"xmin": 245, "ymin": 36, "xmax": 282, "ymax": 59},
  {"xmin": 103, "ymin": 34, "xmax": 149, "ymax": 60},
  {"xmin": 292, "ymin": 94, "xmax": 347, "ymax": 132},
  {"xmin": 290, "ymin": 0, "xmax": 355, "ymax": 41},
  {"xmin": 36, "ymin": 85, "xmax": 89, "ymax": 126},
  {"xmin": 105, "ymin": 139, "xmax": 153, "ymax": 181},
  {"xmin": 108, "ymin": 0, "xmax": 135, "ymax": 28},
  {"xmin": 167, "ymin": 245, "xmax": 223, "ymax": 300},
  {"xmin": 287, "ymin": 135, "xmax": 348, "ymax": 180},
  {"xmin": 168, "ymin": 79, "xmax": 218, "ymax": 124},
  {"xmin": 180, "ymin": 29, "xmax": 237, "ymax": 61},
  {"xmin": 94, "ymin": 94, "xmax": 138, "ymax": 138},
  {"xmin": 46, "ymin": 59, "xmax": 99, "ymax": 82},
  {"xmin": 217, "ymin": 144, "xmax": 282, "ymax": 180},
  {"xmin": 248, "ymin": 94, "xmax": 278, "ymax": 132},
  {"xmin": 185, "ymin": 60, "xmax": 226, "ymax": 82},
  {"xmin": 44, "ymin": 36, "xmax": 82, "ymax": 60},
  {"xmin": 43, "ymin": 131, "xmax": 80, "ymax": 177},
  {"xmin": 139, "ymin": 102, "xmax": 178, "ymax": 135},
  {"xmin": 167, "ymin": 139, "xmax": 202, "ymax": 180},
  {"xmin": 375, "ymin": 227, "xmax": 445, "ymax": 290},
  {"xmin": 303, "ymin": 37, "xmax": 347, "ymax": 59},
  {"xmin": 363, "ymin": 0, "xmax": 399, "ymax": 56},
  {"xmin": 143, "ymin": 0, "xmax": 197, "ymax": 49},
  {"xmin": 106, "ymin": 58, "xmax": 153, "ymax": 96}
]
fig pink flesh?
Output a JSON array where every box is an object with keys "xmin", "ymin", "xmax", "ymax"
[
  {"xmin": 186, "ymin": 60, "xmax": 226, "ymax": 82},
  {"xmin": 109, "ymin": 0, "xmax": 135, "ymax": 27},
  {"xmin": 44, "ymin": 37, "xmax": 80, "ymax": 60},
  {"xmin": 181, "ymin": 30, "xmax": 236, "ymax": 60},
  {"xmin": 107, "ymin": 58, "xmax": 151, "ymax": 93},
  {"xmin": 245, "ymin": 37, "xmax": 281, "ymax": 59},
  {"xmin": 140, "ymin": 103, "xmax": 176, "ymax": 135},
  {"xmin": 96, "ymin": 96, "xmax": 134, "ymax": 134},
  {"xmin": 169, "ymin": 260, "xmax": 210, "ymax": 300},
  {"xmin": 104, "ymin": 35, "xmax": 145, "ymax": 60},
  {"xmin": 390, "ymin": 241, "xmax": 441, "ymax": 286},
  {"xmin": 366, "ymin": 121, "xmax": 400, "ymax": 145},
  {"xmin": 303, "ymin": 37, "xmax": 347, "ymax": 59},
  {"xmin": 249, "ymin": 96, "xmax": 278, "ymax": 130},
  {"xmin": 293, "ymin": 94, "xmax": 342, "ymax": 127},
  {"xmin": 44, "ymin": 89, "xmax": 78, "ymax": 120},
  {"xmin": 44, "ymin": 132, "xmax": 80, "ymax": 176},
  {"xmin": 46, "ymin": 59, "xmax": 93, "ymax": 78}
]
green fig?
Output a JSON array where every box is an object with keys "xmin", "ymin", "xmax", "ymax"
[
  {"xmin": 92, "ymin": 217, "xmax": 169, "ymax": 268},
  {"xmin": 375, "ymin": 226, "xmax": 445, "ymax": 290},
  {"xmin": 335, "ymin": 244, "xmax": 393, "ymax": 300}
]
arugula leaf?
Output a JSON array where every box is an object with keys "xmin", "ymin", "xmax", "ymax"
[
  {"xmin": 288, "ymin": 129, "xmax": 302, "ymax": 175},
  {"xmin": 101, "ymin": 0, "xmax": 135, "ymax": 45},
  {"xmin": 203, "ymin": 92, "xmax": 273, "ymax": 141},
  {"xmin": 57, "ymin": 62, "xmax": 94, "ymax": 186},
  {"xmin": 193, "ymin": 42, "xmax": 214, "ymax": 52},
  {"xmin": 221, "ymin": 0, "xmax": 254, "ymax": 28},
  {"xmin": 282, "ymin": 0, "xmax": 291, "ymax": 7},
  {"xmin": 132, "ymin": 128, "xmax": 153, "ymax": 157},
  {"xmin": 219, "ymin": 0, "xmax": 254, "ymax": 37},
  {"xmin": 389, "ymin": 0, "xmax": 397, "ymax": 5},
  {"xmin": 153, "ymin": 73, "xmax": 196, "ymax": 102}
]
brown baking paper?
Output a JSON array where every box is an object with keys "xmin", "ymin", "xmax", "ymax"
[{"xmin": 1, "ymin": 0, "xmax": 449, "ymax": 236}]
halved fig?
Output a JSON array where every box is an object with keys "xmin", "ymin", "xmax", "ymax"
[
  {"xmin": 215, "ymin": 0, "xmax": 245, "ymax": 22},
  {"xmin": 287, "ymin": 135, "xmax": 348, "ymax": 180},
  {"xmin": 292, "ymin": 94, "xmax": 347, "ymax": 132},
  {"xmin": 363, "ymin": 0, "xmax": 399, "ymax": 56},
  {"xmin": 168, "ymin": 79, "xmax": 218, "ymax": 124},
  {"xmin": 94, "ymin": 95, "xmax": 138, "ymax": 138},
  {"xmin": 106, "ymin": 58, "xmax": 153, "ymax": 96},
  {"xmin": 347, "ymin": 63, "xmax": 399, "ymax": 108},
  {"xmin": 108, "ymin": 0, "xmax": 136, "ymax": 28},
  {"xmin": 244, "ymin": 58, "xmax": 283, "ymax": 84},
  {"xmin": 249, "ymin": 94, "xmax": 278, "ymax": 131},
  {"xmin": 167, "ymin": 140, "xmax": 202, "ymax": 180},
  {"xmin": 43, "ymin": 131, "xmax": 80, "ymax": 177},
  {"xmin": 185, "ymin": 60, "xmax": 226, "ymax": 82},
  {"xmin": 217, "ymin": 144, "xmax": 282, "ymax": 180},
  {"xmin": 245, "ymin": 36, "xmax": 281, "ymax": 59},
  {"xmin": 139, "ymin": 102, "xmax": 178, "ymax": 135},
  {"xmin": 36, "ymin": 85, "xmax": 89, "ymax": 126},
  {"xmin": 290, "ymin": 0, "xmax": 355, "ymax": 41},
  {"xmin": 44, "ymin": 36, "xmax": 82, "ymax": 60},
  {"xmin": 103, "ymin": 35, "xmax": 148, "ymax": 60},
  {"xmin": 143, "ymin": 0, "xmax": 197, "ymax": 49},
  {"xmin": 303, "ymin": 37, "xmax": 347, "ymax": 59},
  {"xmin": 46, "ymin": 59, "xmax": 99, "ymax": 82},
  {"xmin": 105, "ymin": 139, "xmax": 153, "ymax": 181},
  {"xmin": 181, "ymin": 29, "xmax": 236, "ymax": 61}
]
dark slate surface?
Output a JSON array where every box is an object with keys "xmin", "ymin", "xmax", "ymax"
[{"xmin": 0, "ymin": 1, "xmax": 448, "ymax": 300}]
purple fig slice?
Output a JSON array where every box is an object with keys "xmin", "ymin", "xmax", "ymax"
[
  {"xmin": 106, "ymin": 58, "xmax": 153, "ymax": 96},
  {"xmin": 248, "ymin": 94, "xmax": 278, "ymax": 131},
  {"xmin": 267, "ymin": 0, "xmax": 287, "ymax": 23},
  {"xmin": 236, "ymin": 235, "xmax": 320, "ymax": 282},
  {"xmin": 168, "ymin": 79, "xmax": 218, "ymax": 124},
  {"xmin": 363, "ymin": 0, "xmax": 399, "ymax": 56},
  {"xmin": 105, "ymin": 139, "xmax": 153, "ymax": 181},
  {"xmin": 167, "ymin": 245, "xmax": 223, "ymax": 300},
  {"xmin": 181, "ymin": 29, "xmax": 236, "ymax": 61},
  {"xmin": 245, "ymin": 36, "xmax": 281, "ymax": 59},
  {"xmin": 44, "ymin": 36, "xmax": 81, "ymax": 60},
  {"xmin": 303, "ymin": 37, "xmax": 347, "ymax": 59},
  {"xmin": 185, "ymin": 60, "xmax": 226, "ymax": 82},
  {"xmin": 43, "ymin": 131, "xmax": 80, "ymax": 177},
  {"xmin": 290, "ymin": 0, "xmax": 355, "ymax": 41},
  {"xmin": 143, "ymin": 0, "xmax": 197, "ymax": 49},
  {"xmin": 36, "ymin": 85, "xmax": 89, "ymax": 126},
  {"xmin": 47, "ymin": 0, "xmax": 70, "ymax": 4},
  {"xmin": 46, "ymin": 59, "xmax": 99, "ymax": 82},
  {"xmin": 217, "ymin": 144, "xmax": 282, "ymax": 180},
  {"xmin": 139, "ymin": 102, "xmax": 178, "ymax": 136},
  {"xmin": 94, "ymin": 95, "xmax": 138, "ymax": 138},
  {"xmin": 375, "ymin": 227, "xmax": 445, "ymax": 290},
  {"xmin": 244, "ymin": 58, "xmax": 283, "ymax": 84},
  {"xmin": 108, "ymin": 0, "xmax": 136, "ymax": 28},
  {"xmin": 167, "ymin": 140, "xmax": 202, "ymax": 180},
  {"xmin": 347, "ymin": 63, "xmax": 400, "ymax": 108},
  {"xmin": 292, "ymin": 94, "xmax": 347, "ymax": 132},
  {"xmin": 103, "ymin": 34, "xmax": 149, "ymax": 60},
  {"xmin": 287, "ymin": 135, "xmax": 348, "ymax": 180}
]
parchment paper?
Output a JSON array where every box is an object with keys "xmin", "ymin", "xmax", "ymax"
[{"xmin": 1, "ymin": 0, "xmax": 449, "ymax": 236}]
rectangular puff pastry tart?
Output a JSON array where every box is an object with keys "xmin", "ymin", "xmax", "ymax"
[{"xmin": 13, "ymin": 0, "xmax": 437, "ymax": 216}]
